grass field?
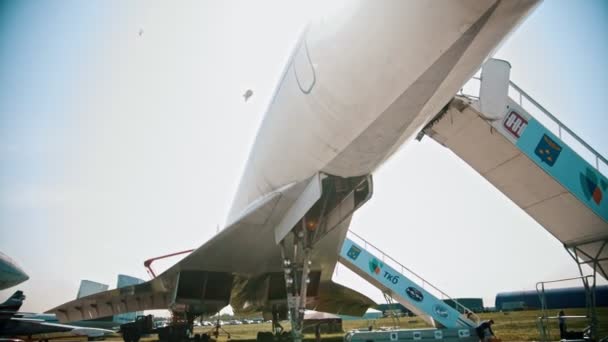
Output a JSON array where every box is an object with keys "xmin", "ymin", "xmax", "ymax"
[
  {"xmin": 163, "ymin": 308, "xmax": 608, "ymax": 341},
  {"xmin": 204, "ymin": 308, "xmax": 607, "ymax": 341},
  {"xmin": 96, "ymin": 308, "xmax": 608, "ymax": 342}
]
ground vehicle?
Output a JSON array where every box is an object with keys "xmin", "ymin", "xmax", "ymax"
[{"xmin": 120, "ymin": 315, "xmax": 153, "ymax": 342}]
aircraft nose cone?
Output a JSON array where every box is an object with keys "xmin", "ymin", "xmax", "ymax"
[
  {"xmin": 0, "ymin": 252, "xmax": 29, "ymax": 290},
  {"xmin": 13, "ymin": 266, "xmax": 30, "ymax": 284}
]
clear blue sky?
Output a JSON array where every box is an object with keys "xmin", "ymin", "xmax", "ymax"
[{"xmin": 0, "ymin": 1, "xmax": 606, "ymax": 313}]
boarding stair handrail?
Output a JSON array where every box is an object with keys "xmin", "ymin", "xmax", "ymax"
[
  {"xmin": 347, "ymin": 230, "xmax": 481, "ymax": 324},
  {"xmin": 382, "ymin": 291, "xmax": 401, "ymax": 328},
  {"xmin": 459, "ymin": 76, "xmax": 607, "ymax": 174}
]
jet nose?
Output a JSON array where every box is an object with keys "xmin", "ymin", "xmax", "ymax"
[
  {"xmin": 0, "ymin": 269, "xmax": 29, "ymax": 291},
  {"xmin": 13, "ymin": 266, "xmax": 30, "ymax": 284},
  {"xmin": 0, "ymin": 252, "xmax": 29, "ymax": 290}
]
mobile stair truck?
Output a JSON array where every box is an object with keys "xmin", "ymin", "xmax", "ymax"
[
  {"xmin": 341, "ymin": 57, "xmax": 608, "ymax": 341},
  {"xmin": 340, "ymin": 232, "xmax": 480, "ymax": 342}
]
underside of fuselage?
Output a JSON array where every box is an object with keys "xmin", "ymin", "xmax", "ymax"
[{"xmin": 227, "ymin": 0, "xmax": 540, "ymax": 225}]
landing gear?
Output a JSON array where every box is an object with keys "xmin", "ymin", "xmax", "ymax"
[
  {"xmin": 156, "ymin": 324, "xmax": 190, "ymax": 342},
  {"xmin": 272, "ymin": 306, "xmax": 284, "ymax": 335},
  {"xmin": 256, "ymin": 305, "xmax": 289, "ymax": 342},
  {"xmin": 280, "ymin": 219, "xmax": 316, "ymax": 342},
  {"xmin": 273, "ymin": 174, "xmax": 373, "ymax": 341},
  {"xmin": 155, "ymin": 311, "xmax": 195, "ymax": 342},
  {"xmin": 204, "ymin": 318, "xmax": 231, "ymax": 340}
]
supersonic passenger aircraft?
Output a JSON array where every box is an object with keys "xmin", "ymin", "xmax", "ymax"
[{"xmin": 49, "ymin": 1, "xmax": 541, "ymax": 340}]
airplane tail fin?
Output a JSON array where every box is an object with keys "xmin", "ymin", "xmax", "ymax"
[
  {"xmin": 113, "ymin": 274, "xmax": 145, "ymax": 324},
  {"xmin": 76, "ymin": 280, "xmax": 109, "ymax": 299},
  {"xmin": 0, "ymin": 290, "xmax": 26, "ymax": 312}
]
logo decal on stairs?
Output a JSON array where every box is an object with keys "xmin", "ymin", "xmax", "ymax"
[
  {"xmin": 535, "ymin": 134, "xmax": 562, "ymax": 166},
  {"xmin": 580, "ymin": 168, "xmax": 607, "ymax": 205},
  {"xmin": 433, "ymin": 304, "xmax": 449, "ymax": 318},
  {"xmin": 405, "ymin": 287, "xmax": 424, "ymax": 302},
  {"xmin": 503, "ymin": 111, "xmax": 528, "ymax": 139},
  {"xmin": 347, "ymin": 245, "xmax": 361, "ymax": 260},
  {"xmin": 368, "ymin": 258, "xmax": 383, "ymax": 275}
]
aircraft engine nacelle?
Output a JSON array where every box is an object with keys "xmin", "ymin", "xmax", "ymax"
[{"xmin": 170, "ymin": 270, "xmax": 233, "ymax": 315}]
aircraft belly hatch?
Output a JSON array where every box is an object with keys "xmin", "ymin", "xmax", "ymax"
[{"xmin": 274, "ymin": 174, "xmax": 322, "ymax": 244}]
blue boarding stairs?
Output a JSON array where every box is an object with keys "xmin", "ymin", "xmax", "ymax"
[
  {"xmin": 339, "ymin": 231, "xmax": 479, "ymax": 330},
  {"xmin": 420, "ymin": 58, "xmax": 607, "ymax": 342}
]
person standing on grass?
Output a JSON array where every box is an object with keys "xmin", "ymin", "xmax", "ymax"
[
  {"xmin": 558, "ymin": 310, "xmax": 567, "ymax": 339},
  {"xmin": 315, "ymin": 323, "xmax": 322, "ymax": 342}
]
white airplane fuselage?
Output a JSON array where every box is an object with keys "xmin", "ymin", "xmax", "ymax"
[
  {"xmin": 228, "ymin": 1, "xmax": 539, "ymax": 224},
  {"xmin": 47, "ymin": 1, "xmax": 542, "ymax": 325}
]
